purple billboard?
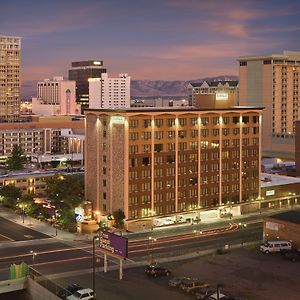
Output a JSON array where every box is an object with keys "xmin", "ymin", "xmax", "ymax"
[{"xmin": 98, "ymin": 231, "xmax": 128, "ymax": 259}]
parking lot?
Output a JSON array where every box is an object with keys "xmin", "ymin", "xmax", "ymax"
[{"xmin": 56, "ymin": 246, "xmax": 300, "ymax": 300}]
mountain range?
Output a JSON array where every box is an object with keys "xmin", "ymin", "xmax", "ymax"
[{"xmin": 21, "ymin": 75, "xmax": 238, "ymax": 100}]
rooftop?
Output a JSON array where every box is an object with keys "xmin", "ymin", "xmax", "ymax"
[
  {"xmin": 261, "ymin": 173, "xmax": 300, "ymax": 187},
  {"xmin": 269, "ymin": 210, "xmax": 300, "ymax": 225},
  {"xmin": 85, "ymin": 106, "xmax": 264, "ymax": 114}
]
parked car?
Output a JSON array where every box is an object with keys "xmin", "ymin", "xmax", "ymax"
[
  {"xmin": 66, "ymin": 288, "xmax": 94, "ymax": 300},
  {"xmin": 284, "ymin": 249, "xmax": 300, "ymax": 262},
  {"xmin": 180, "ymin": 278, "xmax": 209, "ymax": 293},
  {"xmin": 208, "ymin": 292, "xmax": 229, "ymax": 300},
  {"xmin": 195, "ymin": 289, "xmax": 215, "ymax": 299},
  {"xmin": 58, "ymin": 284, "xmax": 83, "ymax": 299},
  {"xmin": 168, "ymin": 276, "xmax": 189, "ymax": 288},
  {"xmin": 145, "ymin": 263, "xmax": 171, "ymax": 277},
  {"xmin": 260, "ymin": 240, "xmax": 292, "ymax": 254}
]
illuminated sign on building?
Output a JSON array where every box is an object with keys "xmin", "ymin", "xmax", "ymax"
[
  {"xmin": 216, "ymin": 93, "xmax": 228, "ymax": 101},
  {"xmin": 111, "ymin": 116, "xmax": 125, "ymax": 124},
  {"xmin": 93, "ymin": 61, "xmax": 103, "ymax": 66},
  {"xmin": 98, "ymin": 231, "xmax": 128, "ymax": 258},
  {"xmin": 266, "ymin": 190, "xmax": 275, "ymax": 196}
]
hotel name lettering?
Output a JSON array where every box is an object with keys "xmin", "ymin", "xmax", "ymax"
[{"xmin": 99, "ymin": 232, "xmax": 115, "ymax": 254}]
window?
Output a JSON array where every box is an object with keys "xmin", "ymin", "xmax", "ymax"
[
  {"xmin": 190, "ymin": 117, "xmax": 198, "ymax": 126},
  {"xmin": 233, "ymin": 116, "xmax": 240, "ymax": 124},
  {"xmin": 201, "ymin": 117, "xmax": 209, "ymax": 125},
  {"xmin": 143, "ymin": 119, "xmax": 151, "ymax": 128},
  {"xmin": 168, "ymin": 131, "xmax": 175, "ymax": 139},
  {"xmin": 179, "ymin": 118, "xmax": 187, "ymax": 126},
  {"xmin": 129, "ymin": 119, "xmax": 138, "ymax": 128},
  {"xmin": 142, "ymin": 157, "xmax": 150, "ymax": 166},
  {"xmin": 167, "ymin": 118, "xmax": 175, "ymax": 127},
  {"xmin": 213, "ymin": 117, "xmax": 220, "ymax": 125},
  {"xmin": 155, "ymin": 119, "xmax": 163, "ymax": 127},
  {"xmin": 167, "ymin": 155, "xmax": 175, "ymax": 163},
  {"xmin": 143, "ymin": 132, "xmax": 151, "ymax": 140},
  {"xmin": 201, "ymin": 129, "xmax": 209, "ymax": 137},
  {"xmin": 154, "ymin": 144, "xmax": 163, "ymax": 152}
]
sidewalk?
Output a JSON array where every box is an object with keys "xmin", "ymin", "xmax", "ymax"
[{"xmin": 1, "ymin": 205, "xmax": 299, "ymax": 244}]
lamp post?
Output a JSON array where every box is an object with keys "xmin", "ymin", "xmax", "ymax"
[
  {"xmin": 148, "ymin": 237, "xmax": 157, "ymax": 263},
  {"xmin": 19, "ymin": 204, "xmax": 27, "ymax": 224},
  {"xmin": 30, "ymin": 250, "xmax": 37, "ymax": 267},
  {"xmin": 92, "ymin": 235, "xmax": 99, "ymax": 299}
]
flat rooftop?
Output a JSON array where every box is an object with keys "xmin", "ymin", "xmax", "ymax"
[
  {"xmin": 261, "ymin": 173, "xmax": 300, "ymax": 187},
  {"xmin": 269, "ymin": 210, "xmax": 300, "ymax": 225},
  {"xmin": 85, "ymin": 106, "xmax": 264, "ymax": 113}
]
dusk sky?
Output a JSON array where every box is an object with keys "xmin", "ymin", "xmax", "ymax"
[{"xmin": 1, "ymin": 0, "xmax": 300, "ymax": 82}]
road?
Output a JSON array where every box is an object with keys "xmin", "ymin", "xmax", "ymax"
[
  {"xmin": 0, "ymin": 220, "xmax": 262, "ymax": 281},
  {"xmin": 0, "ymin": 216, "xmax": 50, "ymax": 242}
]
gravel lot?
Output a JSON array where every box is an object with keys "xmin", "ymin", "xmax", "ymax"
[{"xmin": 56, "ymin": 246, "xmax": 300, "ymax": 300}]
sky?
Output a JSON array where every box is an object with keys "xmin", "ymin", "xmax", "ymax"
[{"xmin": 1, "ymin": 0, "xmax": 300, "ymax": 82}]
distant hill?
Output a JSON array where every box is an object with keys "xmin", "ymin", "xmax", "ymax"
[{"xmin": 21, "ymin": 75, "xmax": 238, "ymax": 100}]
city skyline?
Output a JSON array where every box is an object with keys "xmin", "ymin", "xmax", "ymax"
[{"xmin": 1, "ymin": 0, "xmax": 300, "ymax": 84}]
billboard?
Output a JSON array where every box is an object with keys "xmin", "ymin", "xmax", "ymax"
[{"xmin": 98, "ymin": 231, "xmax": 128, "ymax": 259}]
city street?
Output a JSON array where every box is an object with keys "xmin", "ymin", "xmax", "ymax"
[{"xmin": 0, "ymin": 216, "xmax": 50, "ymax": 242}]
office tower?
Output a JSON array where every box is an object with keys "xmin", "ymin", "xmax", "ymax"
[
  {"xmin": 32, "ymin": 76, "xmax": 80, "ymax": 115},
  {"xmin": 89, "ymin": 73, "xmax": 131, "ymax": 109},
  {"xmin": 0, "ymin": 36, "xmax": 21, "ymax": 121},
  {"xmin": 68, "ymin": 60, "xmax": 107, "ymax": 108},
  {"xmin": 85, "ymin": 107, "xmax": 262, "ymax": 230},
  {"xmin": 187, "ymin": 80, "xmax": 239, "ymax": 107},
  {"xmin": 238, "ymin": 51, "xmax": 300, "ymax": 159}
]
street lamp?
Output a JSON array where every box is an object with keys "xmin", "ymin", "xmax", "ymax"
[
  {"xmin": 92, "ymin": 235, "xmax": 99, "ymax": 299},
  {"xmin": 30, "ymin": 250, "xmax": 37, "ymax": 267},
  {"xmin": 19, "ymin": 204, "xmax": 27, "ymax": 224},
  {"xmin": 148, "ymin": 237, "xmax": 157, "ymax": 263}
]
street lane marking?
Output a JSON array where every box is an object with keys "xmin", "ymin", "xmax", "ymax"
[{"xmin": 0, "ymin": 234, "xmax": 14, "ymax": 242}]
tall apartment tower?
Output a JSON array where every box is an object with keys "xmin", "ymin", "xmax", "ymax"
[
  {"xmin": 0, "ymin": 36, "xmax": 21, "ymax": 121},
  {"xmin": 85, "ymin": 107, "xmax": 262, "ymax": 230},
  {"xmin": 238, "ymin": 51, "xmax": 300, "ymax": 159},
  {"xmin": 89, "ymin": 73, "xmax": 131, "ymax": 109},
  {"xmin": 32, "ymin": 76, "xmax": 79, "ymax": 115},
  {"xmin": 68, "ymin": 60, "xmax": 107, "ymax": 108}
]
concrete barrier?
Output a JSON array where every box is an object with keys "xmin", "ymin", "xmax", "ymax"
[{"xmin": 0, "ymin": 277, "xmax": 26, "ymax": 294}]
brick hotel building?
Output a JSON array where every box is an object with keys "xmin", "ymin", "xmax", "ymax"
[{"xmin": 85, "ymin": 107, "xmax": 262, "ymax": 229}]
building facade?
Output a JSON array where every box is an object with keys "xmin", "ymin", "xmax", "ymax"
[
  {"xmin": 68, "ymin": 60, "xmax": 107, "ymax": 108},
  {"xmin": 32, "ymin": 76, "xmax": 80, "ymax": 115},
  {"xmin": 264, "ymin": 211, "xmax": 300, "ymax": 249},
  {"xmin": 89, "ymin": 73, "xmax": 131, "ymax": 109},
  {"xmin": 0, "ymin": 116, "xmax": 84, "ymax": 162},
  {"xmin": 187, "ymin": 80, "xmax": 239, "ymax": 107},
  {"xmin": 0, "ymin": 36, "xmax": 21, "ymax": 121},
  {"xmin": 239, "ymin": 51, "xmax": 300, "ymax": 159},
  {"xmin": 85, "ymin": 107, "xmax": 262, "ymax": 228}
]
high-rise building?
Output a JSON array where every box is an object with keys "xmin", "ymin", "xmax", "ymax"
[
  {"xmin": 89, "ymin": 73, "xmax": 131, "ymax": 109},
  {"xmin": 85, "ymin": 107, "xmax": 262, "ymax": 230},
  {"xmin": 238, "ymin": 51, "xmax": 300, "ymax": 159},
  {"xmin": 32, "ymin": 76, "xmax": 80, "ymax": 115},
  {"xmin": 68, "ymin": 60, "xmax": 107, "ymax": 108},
  {"xmin": 0, "ymin": 35, "xmax": 21, "ymax": 121}
]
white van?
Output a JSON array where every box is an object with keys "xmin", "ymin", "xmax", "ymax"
[{"xmin": 260, "ymin": 240, "xmax": 292, "ymax": 254}]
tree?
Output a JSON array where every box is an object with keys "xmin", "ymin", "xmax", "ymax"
[
  {"xmin": 0, "ymin": 185, "xmax": 22, "ymax": 207},
  {"xmin": 113, "ymin": 209, "xmax": 125, "ymax": 229},
  {"xmin": 6, "ymin": 145, "xmax": 25, "ymax": 170},
  {"xmin": 45, "ymin": 174, "xmax": 84, "ymax": 229}
]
